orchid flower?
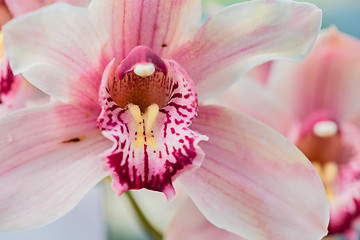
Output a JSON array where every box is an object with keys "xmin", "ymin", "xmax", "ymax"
[
  {"xmin": 0, "ymin": 0, "xmax": 91, "ymax": 114},
  {"xmin": 213, "ymin": 27, "xmax": 360, "ymax": 239},
  {"xmin": 1, "ymin": 0, "xmax": 328, "ymax": 239}
]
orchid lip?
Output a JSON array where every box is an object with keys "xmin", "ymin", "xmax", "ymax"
[{"xmin": 97, "ymin": 49, "xmax": 207, "ymax": 199}]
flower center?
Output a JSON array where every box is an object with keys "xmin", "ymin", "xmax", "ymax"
[
  {"xmin": 296, "ymin": 111, "xmax": 342, "ymax": 165},
  {"xmin": 107, "ymin": 46, "xmax": 172, "ymax": 113},
  {"xmin": 108, "ymin": 65, "xmax": 172, "ymax": 113},
  {"xmin": 104, "ymin": 47, "xmax": 176, "ymax": 149},
  {"xmin": 293, "ymin": 110, "xmax": 349, "ymax": 202}
]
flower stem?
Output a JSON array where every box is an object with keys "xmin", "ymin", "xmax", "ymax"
[{"xmin": 125, "ymin": 191, "xmax": 163, "ymax": 240}]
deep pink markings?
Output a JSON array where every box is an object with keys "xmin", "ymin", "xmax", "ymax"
[
  {"xmin": 0, "ymin": 61, "xmax": 15, "ymax": 103},
  {"xmin": 97, "ymin": 47, "xmax": 207, "ymax": 198}
]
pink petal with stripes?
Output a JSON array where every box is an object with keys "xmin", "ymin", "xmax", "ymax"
[{"xmin": 89, "ymin": 0, "xmax": 202, "ymax": 60}]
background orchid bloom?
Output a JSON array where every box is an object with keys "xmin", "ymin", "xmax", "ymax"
[
  {"xmin": 213, "ymin": 27, "xmax": 360, "ymax": 239},
  {"xmin": 3, "ymin": 0, "xmax": 91, "ymax": 16},
  {"xmin": 1, "ymin": 0, "xmax": 328, "ymax": 239},
  {"xmin": 0, "ymin": 0, "xmax": 91, "ymax": 115}
]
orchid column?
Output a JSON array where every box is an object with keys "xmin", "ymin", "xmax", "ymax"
[{"xmin": 1, "ymin": 0, "xmax": 328, "ymax": 239}]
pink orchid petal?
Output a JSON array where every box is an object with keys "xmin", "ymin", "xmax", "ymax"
[
  {"xmin": 268, "ymin": 28, "xmax": 360, "ymax": 124},
  {"xmin": 88, "ymin": 0, "xmax": 202, "ymax": 60},
  {"xmin": 0, "ymin": 102, "xmax": 110, "ymax": 230},
  {"xmin": 170, "ymin": 0, "xmax": 321, "ymax": 100},
  {"xmin": 0, "ymin": 46, "xmax": 46, "ymax": 114},
  {"xmin": 180, "ymin": 105, "xmax": 329, "ymax": 240},
  {"xmin": 4, "ymin": 0, "xmax": 91, "ymax": 17},
  {"xmin": 165, "ymin": 198, "xmax": 243, "ymax": 240},
  {"xmin": 3, "ymin": 3, "xmax": 107, "ymax": 109},
  {"xmin": 248, "ymin": 61, "xmax": 273, "ymax": 86},
  {"xmin": 0, "ymin": 75, "xmax": 48, "ymax": 115},
  {"xmin": 207, "ymin": 79, "xmax": 293, "ymax": 135}
]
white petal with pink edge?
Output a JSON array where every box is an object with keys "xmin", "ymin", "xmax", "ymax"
[
  {"xmin": 165, "ymin": 198, "xmax": 244, "ymax": 240},
  {"xmin": 3, "ymin": 3, "xmax": 108, "ymax": 109},
  {"xmin": 89, "ymin": 0, "xmax": 202, "ymax": 61},
  {"xmin": 170, "ymin": 0, "xmax": 322, "ymax": 100},
  {"xmin": 0, "ymin": 102, "xmax": 111, "ymax": 230},
  {"xmin": 180, "ymin": 105, "xmax": 329, "ymax": 240}
]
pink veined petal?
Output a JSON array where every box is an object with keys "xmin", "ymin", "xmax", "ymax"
[
  {"xmin": 180, "ymin": 105, "xmax": 329, "ymax": 240},
  {"xmin": 0, "ymin": 101, "xmax": 111, "ymax": 230},
  {"xmin": 88, "ymin": 0, "xmax": 202, "ymax": 60},
  {"xmin": 170, "ymin": 0, "xmax": 322, "ymax": 100},
  {"xmin": 207, "ymin": 78, "xmax": 293, "ymax": 135},
  {"xmin": 268, "ymin": 28, "xmax": 360, "ymax": 125},
  {"xmin": 165, "ymin": 198, "xmax": 244, "ymax": 240},
  {"xmin": 3, "ymin": 3, "xmax": 108, "ymax": 110},
  {"xmin": 4, "ymin": 0, "xmax": 91, "ymax": 17}
]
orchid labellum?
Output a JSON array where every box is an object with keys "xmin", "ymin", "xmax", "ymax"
[{"xmin": 1, "ymin": 0, "xmax": 328, "ymax": 239}]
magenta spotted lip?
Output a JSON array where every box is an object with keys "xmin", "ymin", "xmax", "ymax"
[{"xmin": 97, "ymin": 46, "xmax": 207, "ymax": 199}]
